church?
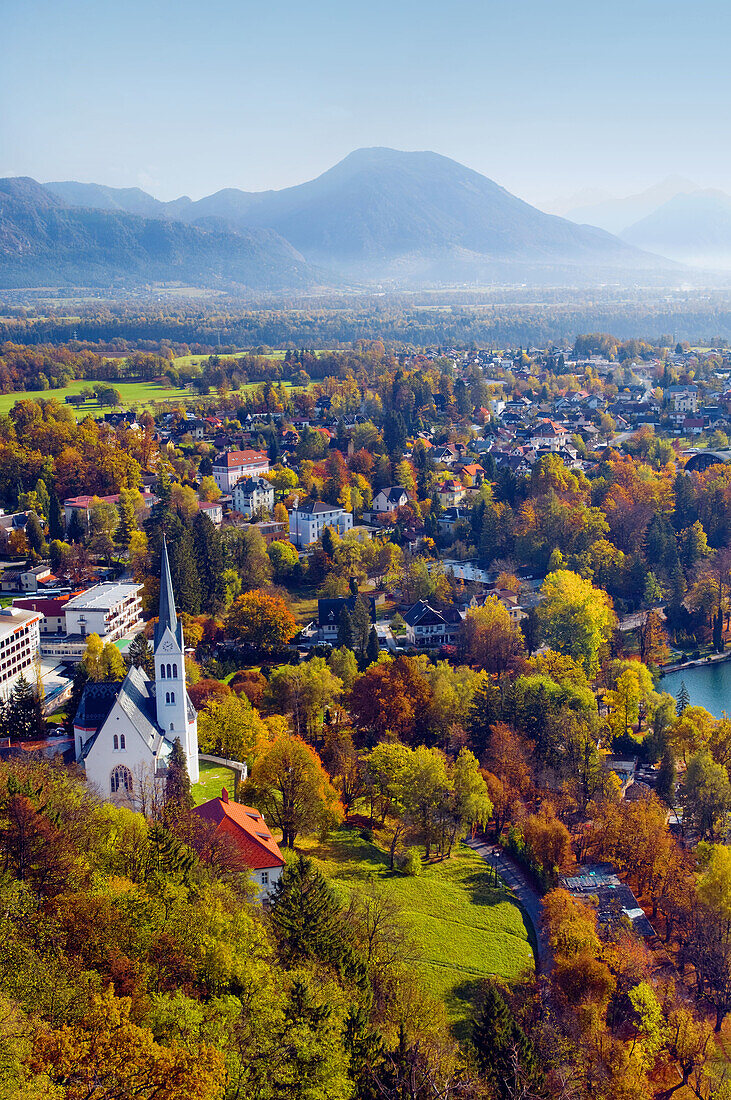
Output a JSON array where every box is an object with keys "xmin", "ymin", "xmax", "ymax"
[{"xmin": 74, "ymin": 540, "xmax": 199, "ymax": 805}]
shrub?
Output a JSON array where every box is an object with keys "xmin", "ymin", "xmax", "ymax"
[{"xmin": 400, "ymin": 848, "xmax": 422, "ymax": 877}]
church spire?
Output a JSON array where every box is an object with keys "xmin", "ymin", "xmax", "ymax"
[{"xmin": 155, "ymin": 537, "xmax": 182, "ymax": 648}]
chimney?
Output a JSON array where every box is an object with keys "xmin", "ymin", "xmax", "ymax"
[{"xmin": 221, "ymin": 787, "xmax": 229, "ymax": 803}]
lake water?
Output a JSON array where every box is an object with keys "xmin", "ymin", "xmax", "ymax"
[{"xmin": 661, "ymin": 661, "xmax": 731, "ymax": 718}]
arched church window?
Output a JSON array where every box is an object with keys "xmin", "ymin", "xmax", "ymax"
[
  {"xmin": 170, "ymin": 691, "xmax": 175, "ymax": 704},
  {"xmin": 113, "ymin": 734, "xmax": 118, "ymax": 750},
  {"xmin": 166, "ymin": 663, "xmax": 172, "ymax": 679},
  {"xmin": 160, "ymin": 665, "xmax": 166, "ymax": 678},
  {"xmin": 120, "ymin": 734, "xmax": 125, "ymax": 750},
  {"xmin": 172, "ymin": 664, "xmax": 177, "ymax": 678},
  {"xmin": 110, "ymin": 764, "xmax": 133, "ymax": 795},
  {"xmin": 165, "ymin": 692, "xmax": 170, "ymax": 704}
]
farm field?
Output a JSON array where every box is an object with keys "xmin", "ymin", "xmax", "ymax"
[{"xmin": 302, "ymin": 827, "xmax": 535, "ymax": 1032}]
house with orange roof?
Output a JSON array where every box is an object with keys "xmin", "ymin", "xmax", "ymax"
[{"xmin": 193, "ymin": 787, "xmax": 285, "ymax": 897}]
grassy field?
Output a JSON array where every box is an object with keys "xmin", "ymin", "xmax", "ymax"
[
  {"xmin": 0, "ymin": 375, "xmax": 311, "ymax": 419},
  {"xmin": 192, "ymin": 759, "xmax": 237, "ymax": 805},
  {"xmin": 302, "ymin": 827, "xmax": 535, "ymax": 1031}
]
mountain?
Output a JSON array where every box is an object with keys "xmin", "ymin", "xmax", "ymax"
[
  {"xmin": 166, "ymin": 148, "xmax": 660, "ymax": 281},
  {"xmin": 2, "ymin": 151, "xmax": 672, "ymax": 290},
  {"xmin": 620, "ymin": 190, "xmax": 731, "ymax": 269},
  {"xmin": 0, "ymin": 178, "xmax": 317, "ymax": 290},
  {"xmin": 563, "ymin": 176, "xmax": 699, "ymax": 235},
  {"xmin": 46, "ymin": 181, "xmax": 170, "ymax": 218},
  {"xmin": 540, "ymin": 187, "xmax": 614, "ymax": 218}
]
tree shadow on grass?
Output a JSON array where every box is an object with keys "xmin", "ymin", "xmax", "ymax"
[
  {"xmin": 444, "ymin": 978, "xmax": 483, "ymax": 1043},
  {"xmin": 462, "ymin": 868, "xmax": 517, "ymax": 909}
]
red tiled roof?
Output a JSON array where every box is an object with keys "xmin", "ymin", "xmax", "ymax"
[
  {"xmin": 193, "ymin": 791, "xmax": 285, "ymax": 870},
  {"xmin": 213, "ymin": 450, "xmax": 268, "ymax": 468}
]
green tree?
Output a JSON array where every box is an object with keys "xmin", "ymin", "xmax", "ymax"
[
  {"xmin": 3, "ymin": 676, "xmax": 44, "ymax": 741},
  {"xmin": 677, "ymin": 681, "xmax": 690, "ymax": 715},
  {"xmin": 171, "ymin": 530, "xmax": 202, "ymax": 615},
  {"xmin": 682, "ymin": 750, "xmax": 731, "ymax": 840},
  {"xmin": 337, "ymin": 607, "xmax": 354, "ymax": 650},
  {"xmin": 269, "ymin": 855, "xmax": 345, "ymax": 966},
  {"xmin": 656, "ymin": 747, "xmax": 677, "ymax": 807},
  {"xmin": 126, "ymin": 631, "xmax": 154, "ymax": 676},
  {"xmin": 366, "ymin": 626, "xmax": 380, "ymax": 665},
  {"xmin": 472, "ymin": 983, "xmax": 543, "ymax": 1100},
  {"xmin": 192, "ymin": 511, "xmax": 225, "ymax": 613},
  {"xmin": 536, "ymin": 569, "xmax": 616, "ymax": 677}
]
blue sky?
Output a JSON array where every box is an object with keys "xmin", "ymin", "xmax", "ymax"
[{"xmin": 3, "ymin": 0, "xmax": 730, "ymax": 205}]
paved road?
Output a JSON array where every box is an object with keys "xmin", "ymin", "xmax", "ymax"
[{"xmin": 467, "ymin": 839, "xmax": 553, "ymax": 975}]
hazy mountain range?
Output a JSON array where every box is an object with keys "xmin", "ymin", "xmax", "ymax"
[
  {"xmin": 0, "ymin": 148, "xmax": 686, "ymax": 291},
  {"xmin": 542, "ymin": 177, "xmax": 731, "ymax": 269}
]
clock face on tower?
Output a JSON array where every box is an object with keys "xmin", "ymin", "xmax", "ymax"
[{"xmin": 160, "ymin": 639, "xmax": 175, "ymax": 653}]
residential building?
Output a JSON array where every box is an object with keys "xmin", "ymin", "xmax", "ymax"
[
  {"xmin": 0, "ymin": 564, "xmax": 55, "ymax": 594},
  {"xmin": 197, "ymin": 500, "xmax": 223, "ymax": 526},
  {"xmin": 74, "ymin": 541, "xmax": 199, "ymax": 807},
  {"xmin": 0, "ymin": 511, "xmax": 35, "ymax": 551},
  {"xmin": 13, "ymin": 592, "xmax": 82, "ymax": 634},
  {"xmin": 288, "ymin": 502, "xmax": 353, "ymax": 548},
  {"xmin": 561, "ymin": 864, "xmax": 654, "ymax": 938},
  {"xmin": 403, "ymin": 601, "xmax": 463, "ymax": 648},
  {"xmin": 63, "ymin": 582, "xmax": 143, "ymax": 642},
  {"xmin": 232, "ymin": 476, "xmax": 275, "ymax": 518},
  {"xmin": 193, "ymin": 788, "xmax": 284, "ymax": 898},
  {"xmin": 372, "ymin": 486, "xmax": 409, "ymax": 513},
  {"xmin": 437, "ymin": 479, "xmax": 466, "ymax": 508},
  {"xmin": 212, "ymin": 449, "xmax": 270, "ymax": 493},
  {"xmin": 0, "ymin": 605, "xmax": 41, "ymax": 700},
  {"xmin": 530, "ymin": 420, "xmax": 569, "ymax": 451}
]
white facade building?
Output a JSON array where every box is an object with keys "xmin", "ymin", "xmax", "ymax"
[
  {"xmin": 75, "ymin": 541, "xmax": 199, "ymax": 807},
  {"xmin": 288, "ymin": 502, "xmax": 353, "ymax": 548},
  {"xmin": 0, "ymin": 606, "xmax": 41, "ymax": 700},
  {"xmin": 212, "ymin": 449, "xmax": 270, "ymax": 493},
  {"xmin": 232, "ymin": 476, "xmax": 275, "ymax": 518},
  {"xmin": 63, "ymin": 582, "xmax": 143, "ymax": 642}
]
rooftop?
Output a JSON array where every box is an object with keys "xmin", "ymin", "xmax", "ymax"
[{"xmin": 64, "ymin": 581, "xmax": 143, "ymax": 612}]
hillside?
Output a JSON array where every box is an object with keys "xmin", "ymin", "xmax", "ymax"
[
  {"xmin": 0, "ymin": 177, "xmax": 317, "ymax": 290},
  {"xmin": 621, "ymin": 189, "xmax": 731, "ymax": 269}
]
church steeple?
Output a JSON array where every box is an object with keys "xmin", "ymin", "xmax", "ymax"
[
  {"xmin": 155, "ymin": 537, "xmax": 183, "ymax": 649},
  {"xmin": 153, "ymin": 535, "xmax": 199, "ymax": 783}
]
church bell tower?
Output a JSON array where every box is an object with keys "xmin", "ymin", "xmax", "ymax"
[{"xmin": 154, "ymin": 539, "xmax": 199, "ymax": 783}]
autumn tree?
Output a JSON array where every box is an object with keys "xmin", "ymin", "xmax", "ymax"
[
  {"xmin": 537, "ymin": 569, "xmax": 616, "ymax": 677},
  {"xmin": 225, "ymin": 590, "xmax": 296, "ymax": 652},
  {"xmin": 243, "ymin": 734, "xmax": 343, "ymax": 847}
]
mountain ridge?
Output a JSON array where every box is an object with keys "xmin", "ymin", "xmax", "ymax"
[{"xmin": 1, "ymin": 149, "xmax": 673, "ymax": 289}]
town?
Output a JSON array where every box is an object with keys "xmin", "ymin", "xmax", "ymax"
[{"xmin": 2, "ymin": 330, "xmax": 731, "ymax": 1098}]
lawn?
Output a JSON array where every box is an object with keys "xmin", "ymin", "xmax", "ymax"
[
  {"xmin": 192, "ymin": 759, "xmax": 238, "ymax": 805},
  {"xmin": 302, "ymin": 827, "xmax": 535, "ymax": 1031},
  {"xmin": 0, "ymin": 378, "xmax": 199, "ymax": 419}
]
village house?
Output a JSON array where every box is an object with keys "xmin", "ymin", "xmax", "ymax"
[
  {"xmin": 403, "ymin": 601, "xmax": 463, "ymax": 648},
  {"xmin": 212, "ymin": 449, "xmax": 270, "ymax": 493},
  {"xmin": 231, "ymin": 476, "xmax": 275, "ymax": 518},
  {"xmin": 372, "ymin": 486, "xmax": 409, "ymax": 513},
  {"xmin": 193, "ymin": 788, "xmax": 285, "ymax": 898},
  {"xmin": 288, "ymin": 501, "xmax": 353, "ymax": 548}
]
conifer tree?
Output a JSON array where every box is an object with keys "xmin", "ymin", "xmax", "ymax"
[
  {"xmin": 337, "ymin": 607, "xmax": 354, "ymax": 649},
  {"xmin": 677, "ymin": 680, "xmax": 690, "ymax": 715},
  {"xmin": 171, "ymin": 529, "xmax": 202, "ymax": 615},
  {"xmin": 657, "ymin": 748, "xmax": 677, "ymax": 807},
  {"xmin": 269, "ymin": 855, "xmax": 346, "ymax": 967},
  {"xmin": 67, "ymin": 510, "xmax": 84, "ymax": 545},
  {"xmin": 192, "ymin": 511, "xmax": 225, "ymax": 613},
  {"xmin": 164, "ymin": 737, "xmax": 193, "ymax": 814},
  {"xmin": 366, "ymin": 626, "xmax": 380, "ymax": 665},
  {"xmin": 127, "ymin": 632, "xmax": 154, "ymax": 676},
  {"xmin": 4, "ymin": 676, "xmax": 45, "ymax": 742},
  {"xmin": 48, "ymin": 488, "xmax": 64, "ymax": 541},
  {"xmin": 472, "ymin": 984, "xmax": 543, "ymax": 1100},
  {"xmin": 351, "ymin": 596, "xmax": 371, "ymax": 662}
]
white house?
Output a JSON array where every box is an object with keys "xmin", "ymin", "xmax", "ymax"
[
  {"xmin": 402, "ymin": 601, "xmax": 463, "ymax": 648},
  {"xmin": 212, "ymin": 449, "xmax": 270, "ymax": 493},
  {"xmin": 288, "ymin": 502, "xmax": 353, "ymax": 548},
  {"xmin": 74, "ymin": 541, "xmax": 199, "ymax": 806},
  {"xmin": 232, "ymin": 477, "xmax": 275, "ymax": 518},
  {"xmin": 530, "ymin": 420, "xmax": 569, "ymax": 451},
  {"xmin": 372, "ymin": 486, "xmax": 409, "ymax": 513}
]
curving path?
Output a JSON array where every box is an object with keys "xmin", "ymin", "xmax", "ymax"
[{"xmin": 467, "ymin": 839, "xmax": 553, "ymax": 975}]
